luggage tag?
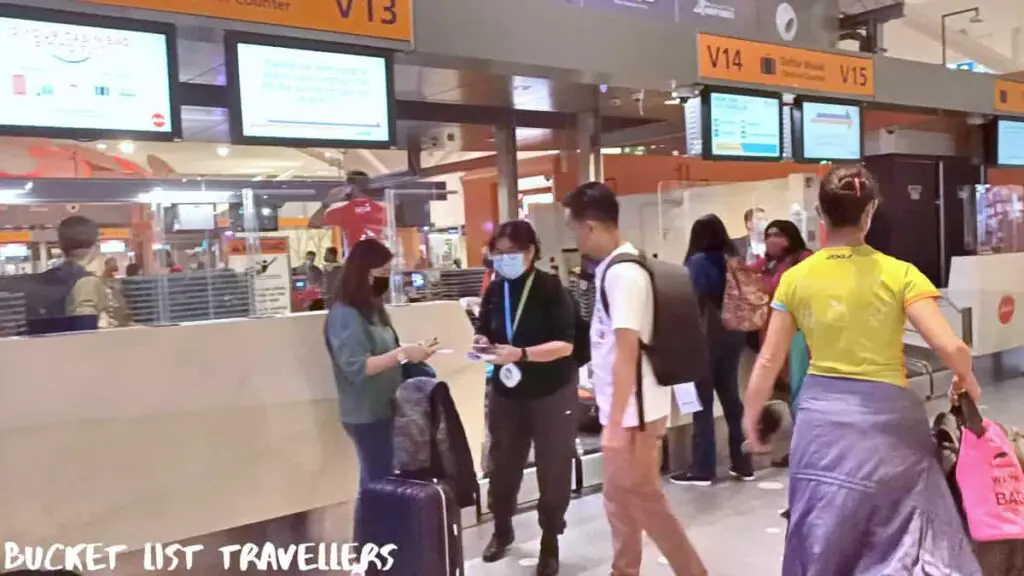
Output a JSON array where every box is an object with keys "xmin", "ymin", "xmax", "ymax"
[{"xmin": 499, "ymin": 363, "xmax": 522, "ymax": 388}]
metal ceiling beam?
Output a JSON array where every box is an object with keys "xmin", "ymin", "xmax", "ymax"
[
  {"xmin": 901, "ymin": 6, "xmax": 1017, "ymax": 72},
  {"xmin": 600, "ymin": 120, "xmax": 686, "ymax": 148}
]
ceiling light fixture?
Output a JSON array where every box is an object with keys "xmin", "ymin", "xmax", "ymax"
[
  {"xmin": 118, "ymin": 141, "xmax": 135, "ymax": 154},
  {"xmin": 216, "ymin": 146, "xmax": 231, "ymax": 158},
  {"xmin": 96, "ymin": 143, "xmax": 108, "ymax": 150},
  {"xmin": 664, "ymin": 98, "xmax": 682, "ymax": 105}
]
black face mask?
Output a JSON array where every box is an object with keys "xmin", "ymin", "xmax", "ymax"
[{"xmin": 371, "ymin": 276, "xmax": 390, "ymax": 297}]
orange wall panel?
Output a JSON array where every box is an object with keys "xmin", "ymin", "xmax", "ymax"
[
  {"xmin": 463, "ymin": 179, "xmax": 499, "ymax": 267},
  {"xmin": 988, "ymin": 168, "xmax": 1024, "ymax": 186},
  {"xmin": 602, "ymin": 155, "xmax": 830, "ymax": 195}
]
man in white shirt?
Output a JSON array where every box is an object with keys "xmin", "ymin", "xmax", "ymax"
[{"xmin": 562, "ymin": 183, "xmax": 706, "ymax": 576}]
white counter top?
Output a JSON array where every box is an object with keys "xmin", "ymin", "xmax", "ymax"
[{"xmin": 0, "ymin": 302, "xmax": 486, "ymax": 551}]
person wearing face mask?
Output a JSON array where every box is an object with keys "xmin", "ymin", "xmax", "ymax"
[
  {"xmin": 324, "ymin": 239, "xmax": 438, "ymax": 494},
  {"xmin": 474, "ymin": 220, "xmax": 577, "ymax": 576},
  {"xmin": 752, "ymin": 220, "xmax": 812, "ymax": 471},
  {"xmin": 743, "ymin": 166, "xmax": 982, "ymax": 574}
]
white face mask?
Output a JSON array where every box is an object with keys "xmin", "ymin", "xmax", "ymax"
[{"xmin": 493, "ymin": 253, "xmax": 527, "ymax": 280}]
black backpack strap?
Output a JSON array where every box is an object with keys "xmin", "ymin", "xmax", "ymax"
[{"xmin": 598, "ymin": 253, "xmax": 651, "ymax": 432}]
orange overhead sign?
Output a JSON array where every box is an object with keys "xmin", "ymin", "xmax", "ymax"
[
  {"xmin": 99, "ymin": 228, "xmax": 132, "ymax": 240},
  {"xmin": 697, "ymin": 34, "xmax": 875, "ymax": 97},
  {"xmin": 78, "ymin": 0, "xmax": 413, "ymax": 42},
  {"xmin": 0, "ymin": 231, "xmax": 31, "ymax": 243},
  {"xmin": 994, "ymin": 79, "xmax": 1024, "ymax": 114}
]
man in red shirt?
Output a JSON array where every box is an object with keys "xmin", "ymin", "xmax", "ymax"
[{"xmin": 308, "ymin": 171, "xmax": 387, "ymax": 252}]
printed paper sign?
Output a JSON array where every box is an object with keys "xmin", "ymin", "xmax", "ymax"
[{"xmin": 673, "ymin": 382, "xmax": 703, "ymax": 415}]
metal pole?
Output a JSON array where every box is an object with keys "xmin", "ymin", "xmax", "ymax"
[{"xmin": 941, "ymin": 14, "xmax": 948, "ymax": 67}]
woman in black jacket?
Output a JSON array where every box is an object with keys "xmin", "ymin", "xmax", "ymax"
[{"xmin": 474, "ymin": 220, "xmax": 577, "ymax": 576}]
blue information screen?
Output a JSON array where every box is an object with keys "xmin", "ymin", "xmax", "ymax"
[
  {"xmin": 708, "ymin": 92, "xmax": 781, "ymax": 159},
  {"xmin": 997, "ymin": 119, "xmax": 1024, "ymax": 166},
  {"xmin": 801, "ymin": 101, "xmax": 862, "ymax": 161}
]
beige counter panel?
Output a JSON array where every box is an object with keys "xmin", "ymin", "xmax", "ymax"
[{"xmin": 0, "ymin": 301, "xmax": 485, "ymax": 551}]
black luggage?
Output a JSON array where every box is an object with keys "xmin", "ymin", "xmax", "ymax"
[{"xmin": 356, "ymin": 476, "xmax": 463, "ymax": 576}]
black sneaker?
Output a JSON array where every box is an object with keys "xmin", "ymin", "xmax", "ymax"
[
  {"xmin": 729, "ymin": 467, "xmax": 756, "ymax": 482},
  {"xmin": 669, "ymin": 472, "xmax": 714, "ymax": 487},
  {"xmin": 481, "ymin": 530, "xmax": 515, "ymax": 563}
]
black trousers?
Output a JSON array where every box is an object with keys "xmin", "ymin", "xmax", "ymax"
[{"xmin": 487, "ymin": 380, "xmax": 578, "ymax": 536}]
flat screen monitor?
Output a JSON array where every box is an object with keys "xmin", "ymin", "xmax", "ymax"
[
  {"xmin": 167, "ymin": 204, "xmax": 216, "ymax": 232},
  {"xmin": 996, "ymin": 119, "xmax": 1024, "ymax": 166},
  {"xmin": 229, "ymin": 203, "xmax": 279, "ymax": 232},
  {"xmin": 225, "ymin": 32, "xmax": 395, "ymax": 148},
  {"xmin": 796, "ymin": 98, "xmax": 863, "ymax": 162},
  {"xmin": 702, "ymin": 88, "xmax": 783, "ymax": 161},
  {"xmin": 0, "ymin": 6, "xmax": 179, "ymax": 141}
]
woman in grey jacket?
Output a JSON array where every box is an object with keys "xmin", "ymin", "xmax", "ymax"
[{"xmin": 324, "ymin": 239, "xmax": 435, "ymax": 490}]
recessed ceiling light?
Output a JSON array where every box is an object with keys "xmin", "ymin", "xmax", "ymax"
[
  {"xmin": 118, "ymin": 141, "xmax": 135, "ymax": 154},
  {"xmin": 95, "ymin": 143, "xmax": 107, "ymax": 150},
  {"xmin": 664, "ymin": 98, "xmax": 682, "ymax": 105}
]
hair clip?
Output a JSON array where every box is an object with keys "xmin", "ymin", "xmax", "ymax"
[{"xmin": 853, "ymin": 177, "xmax": 861, "ymax": 197}]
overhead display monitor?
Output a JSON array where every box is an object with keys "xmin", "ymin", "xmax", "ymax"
[
  {"xmin": 226, "ymin": 32, "xmax": 395, "ymax": 148},
  {"xmin": 702, "ymin": 88, "xmax": 783, "ymax": 161},
  {"xmin": 0, "ymin": 6, "xmax": 179, "ymax": 141},
  {"xmin": 796, "ymin": 98, "xmax": 863, "ymax": 162},
  {"xmin": 996, "ymin": 118, "xmax": 1024, "ymax": 166}
]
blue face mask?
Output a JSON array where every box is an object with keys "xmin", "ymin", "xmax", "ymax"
[{"xmin": 494, "ymin": 253, "xmax": 527, "ymax": 280}]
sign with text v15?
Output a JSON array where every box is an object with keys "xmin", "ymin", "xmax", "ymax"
[
  {"xmin": 77, "ymin": 0, "xmax": 412, "ymax": 42},
  {"xmin": 995, "ymin": 79, "xmax": 1024, "ymax": 115},
  {"xmin": 697, "ymin": 34, "xmax": 875, "ymax": 97}
]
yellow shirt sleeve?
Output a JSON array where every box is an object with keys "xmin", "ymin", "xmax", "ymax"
[
  {"xmin": 770, "ymin": 268, "xmax": 797, "ymax": 314},
  {"xmin": 903, "ymin": 264, "xmax": 941, "ymax": 307}
]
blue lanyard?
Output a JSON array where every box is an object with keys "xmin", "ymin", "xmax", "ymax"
[{"xmin": 503, "ymin": 272, "xmax": 536, "ymax": 345}]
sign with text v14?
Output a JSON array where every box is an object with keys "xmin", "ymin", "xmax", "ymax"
[
  {"xmin": 995, "ymin": 79, "xmax": 1024, "ymax": 115},
  {"xmin": 698, "ymin": 34, "xmax": 875, "ymax": 97},
  {"xmin": 77, "ymin": 0, "xmax": 412, "ymax": 42}
]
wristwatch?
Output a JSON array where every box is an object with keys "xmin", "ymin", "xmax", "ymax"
[{"xmin": 520, "ymin": 347, "xmax": 529, "ymax": 362}]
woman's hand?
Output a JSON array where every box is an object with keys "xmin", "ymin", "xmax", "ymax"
[
  {"xmin": 490, "ymin": 345, "xmax": 522, "ymax": 366},
  {"xmin": 742, "ymin": 410, "xmax": 770, "ymax": 455},
  {"xmin": 400, "ymin": 344, "xmax": 436, "ymax": 364},
  {"xmin": 473, "ymin": 334, "xmax": 491, "ymax": 347},
  {"xmin": 950, "ymin": 372, "xmax": 981, "ymax": 404}
]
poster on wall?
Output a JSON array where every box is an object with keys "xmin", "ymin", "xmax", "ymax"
[{"xmin": 227, "ymin": 237, "xmax": 292, "ymax": 316}]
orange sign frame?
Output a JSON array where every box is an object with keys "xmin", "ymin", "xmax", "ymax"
[
  {"xmin": 994, "ymin": 79, "xmax": 1024, "ymax": 115},
  {"xmin": 697, "ymin": 34, "xmax": 875, "ymax": 97},
  {"xmin": 79, "ymin": 0, "xmax": 412, "ymax": 42},
  {"xmin": 227, "ymin": 237, "xmax": 289, "ymax": 256}
]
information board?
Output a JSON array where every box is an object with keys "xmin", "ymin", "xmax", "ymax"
[
  {"xmin": 0, "ymin": 8, "xmax": 177, "ymax": 140},
  {"xmin": 799, "ymin": 100, "xmax": 862, "ymax": 162},
  {"xmin": 997, "ymin": 119, "xmax": 1024, "ymax": 166},
  {"xmin": 228, "ymin": 34, "xmax": 394, "ymax": 148},
  {"xmin": 703, "ymin": 90, "xmax": 782, "ymax": 161}
]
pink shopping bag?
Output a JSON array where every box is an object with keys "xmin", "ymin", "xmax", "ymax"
[{"xmin": 957, "ymin": 418, "xmax": 1024, "ymax": 541}]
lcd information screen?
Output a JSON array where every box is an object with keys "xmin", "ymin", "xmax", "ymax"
[
  {"xmin": 800, "ymin": 100, "xmax": 862, "ymax": 161},
  {"xmin": 0, "ymin": 14, "xmax": 175, "ymax": 137},
  {"xmin": 997, "ymin": 119, "xmax": 1024, "ymax": 166},
  {"xmin": 233, "ymin": 41, "xmax": 392, "ymax": 146},
  {"xmin": 706, "ymin": 92, "xmax": 782, "ymax": 159}
]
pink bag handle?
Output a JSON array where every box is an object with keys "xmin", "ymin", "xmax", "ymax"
[{"xmin": 953, "ymin": 392, "xmax": 986, "ymax": 438}]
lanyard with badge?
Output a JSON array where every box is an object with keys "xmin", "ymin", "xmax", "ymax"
[{"xmin": 499, "ymin": 272, "xmax": 535, "ymax": 388}]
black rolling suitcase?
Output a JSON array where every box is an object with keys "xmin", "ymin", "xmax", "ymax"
[{"xmin": 356, "ymin": 476, "xmax": 463, "ymax": 576}]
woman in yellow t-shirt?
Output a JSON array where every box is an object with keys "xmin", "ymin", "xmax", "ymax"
[{"xmin": 742, "ymin": 165, "xmax": 982, "ymax": 575}]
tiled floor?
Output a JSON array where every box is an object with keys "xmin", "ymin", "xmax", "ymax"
[{"xmin": 464, "ymin": 373, "xmax": 1024, "ymax": 576}]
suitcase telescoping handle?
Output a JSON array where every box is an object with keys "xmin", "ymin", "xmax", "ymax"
[{"xmin": 954, "ymin": 392, "xmax": 985, "ymax": 438}]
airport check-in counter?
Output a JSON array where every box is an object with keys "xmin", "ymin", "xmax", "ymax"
[{"xmin": 0, "ymin": 301, "xmax": 485, "ymax": 555}]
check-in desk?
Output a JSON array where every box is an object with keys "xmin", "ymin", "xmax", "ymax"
[
  {"xmin": 0, "ymin": 301, "xmax": 485, "ymax": 560},
  {"xmin": 945, "ymin": 253, "xmax": 1024, "ymax": 357}
]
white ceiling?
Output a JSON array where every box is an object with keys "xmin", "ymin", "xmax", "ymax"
[{"xmin": 861, "ymin": 0, "xmax": 1024, "ymax": 71}]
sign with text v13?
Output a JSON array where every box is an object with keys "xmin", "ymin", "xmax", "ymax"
[
  {"xmin": 995, "ymin": 79, "xmax": 1024, "ymax": 115},
  {"xmin": 697, "ymin": 34, "xmax": 875, "ymax": 97},
  {"xmin": 77, "ymin": 0, "xmax": 412, "ymax": 42}
]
